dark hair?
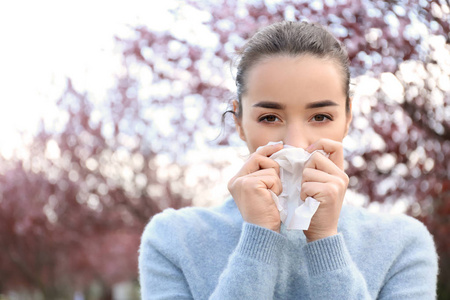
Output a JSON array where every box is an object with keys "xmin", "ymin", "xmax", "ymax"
[{"xmin": 230, "ymin": 21, "xmax": 351, "ymax": 118}]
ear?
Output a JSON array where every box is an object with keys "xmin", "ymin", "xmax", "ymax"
[
  {"xmin": 344, "ymin": 97, "xmax": 353, "ymax": 137},
  {"xmin": 233, "ymin": 100, "xmax": 247, "ymax": 142}
]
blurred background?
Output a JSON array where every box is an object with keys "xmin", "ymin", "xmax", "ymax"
[{"xmin": 0, "ymin": 0, "xmax": 449, "ymax": 299}]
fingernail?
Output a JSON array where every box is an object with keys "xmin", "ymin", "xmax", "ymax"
[{"xmin": 306, "ymin": 144, "xmax": 314, "ymax": 152}]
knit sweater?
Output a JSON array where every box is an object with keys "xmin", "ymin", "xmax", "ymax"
[{"xmin": 138, "ymin": 198, "xmax": 438, "ymax": 299}]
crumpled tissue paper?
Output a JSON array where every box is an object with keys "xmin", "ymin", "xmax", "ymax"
[{"xmin": 259, "ymin": 142, "xmax": 327, "ymax": 231}]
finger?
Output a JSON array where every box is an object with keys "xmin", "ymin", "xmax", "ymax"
[
  {"xmin": 257, "ymin": 175, "xmax": 282, "ymax": 195},
  {"xmin": 240, "ymin": 155, "xmax": 280, "ymax": 176},
  {"xmin": 255, "ymin": 142, "xmax": 284, "ymax": 157},
  {"xmin": 306, "ymin": 138, "xmax": 344, "ymax": 170},
  {"xmin": 236, "ymin": 147, "xmax": 282, "ymax": 176},
  {"xmin": 246, "ymin": 167, "xmax": 279, "ymax": 179},
  {"xmin": 300, "ymin": 181, "xmax": 324, "ymax": 201},
  {"xmin": 302, "ymin": 167, "xmax": 333, "ymax": 184},
  {"xmin": 300, "ymin": 181, "xmax": 337, "ymax": 202},
  {"xmin": 304, "ymin": 151, "xmax": 343, "ymax": 176},
  {"xmin": 238, "ymin": 172, "xmax": 282, "ymax": 196},
  {"xmin": 245, "ymin": 169, "xmax": 282, "ymax": 194}
]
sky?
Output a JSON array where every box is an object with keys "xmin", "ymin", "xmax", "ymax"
[{"xmin": 0, "ymin": 0, "xmax": 178, "ymax": 159}]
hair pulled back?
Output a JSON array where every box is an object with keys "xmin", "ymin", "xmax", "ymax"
[{"xmin": 233, "ymin": 21, "xmax": 351, "ymax": 117}]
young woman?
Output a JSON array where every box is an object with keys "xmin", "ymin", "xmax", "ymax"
[{"xmin": 139, "ymin": 21, "xmax": 438, "ymax": 299}]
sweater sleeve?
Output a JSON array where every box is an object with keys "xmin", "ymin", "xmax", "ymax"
[
  {"xmin": 139, "ymin": 215, "xmax": 193, "ymax": 300},
  {"xmin": 139, "ymin": 214, "xmax": 286, "ymax": 300},
  {"xmin": 304, "ymin": 234, "xmax": 372, "ymax": 299},
  {"xmin": 304, "ymin": 221, "xmax": 438, "ymax": 300},
  {"xmin": 210, "ymin": 222, "xmax": 286, "ymax": 299},
  {"xmin": 377, "ymin": 218, "xmax": 438, "ymax": 299}
]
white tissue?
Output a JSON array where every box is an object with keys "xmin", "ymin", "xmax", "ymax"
[{"xmin": 259, "ymin": 142, "xmax": 326, "ymax": 230}]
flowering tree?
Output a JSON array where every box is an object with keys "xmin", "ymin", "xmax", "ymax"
[
  {"xmin": 0, "ymin": 81, "xmax": 189, "ymax": 297},
  {"xmin": 0, "ymin": 0, "xmax": 449, "ymax": 298}
]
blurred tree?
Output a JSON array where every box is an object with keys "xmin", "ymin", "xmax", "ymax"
[
  {"xmin": 0, "ymin": 0, "xmax": 449, "ymax": 298},
  {"xmin": 0, "ymin": 80, "xmax": 189, "ymax": 297}
]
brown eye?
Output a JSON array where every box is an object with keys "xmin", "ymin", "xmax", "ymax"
[
  {"xmin": 259, "ymin": 115, "xmax": 280, "ymax": 123},
  {"xmin": 312, "ymin": 114, "xmax": 332, "ymax": 122}
]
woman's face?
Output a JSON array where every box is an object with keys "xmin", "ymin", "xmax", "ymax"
[{"xmin": 234, "ymin": 55, "xmax": 352, "ymax": 153}]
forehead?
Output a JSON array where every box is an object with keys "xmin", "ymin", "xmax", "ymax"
[{"xmin": 243, "ymin": 55, "xmax": 346, "ymax": 106}]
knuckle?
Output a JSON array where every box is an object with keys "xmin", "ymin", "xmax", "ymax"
[
  {"xmin": 239, "ymin": 177, "xmax": 250, "ymax": 187},
  {"xmin": 236, "ymin": 176, "xmax": 247, "ymax": 187},
  {"xmin": 302, "ymin": 167, "xmax": 312, "ymax": 177},
  {"xmin": 336, "ymin": 171, "xmax": 349, "ymax": 186},
  {"xmin": 240, "ymin": 177, "xmax": 257, "ymax": 191},
  {"xmin": 310, "ymin": 151, "xmax": 325, "ymax": 162},
  {"xmin": 250, "ymin": 152, "xmax": 261, "ymax": 162},
  {"xmin": 275, "ymin": 182, "xmax": 282, "ymax": 195},
  {"xmin": 270, "ymin": 167, "xmax": 278, "ymax": 177},
  {"xmin": 329, "ymin": 184, "xmax": 339, "ymax": 195},
  {"xmin": 310, "ymin": 151, "xmax": 320, "ymax": 159},
  {"xmin": 246, "ymin": 153, "xmax": 257, "ymax": 165},
  {"xmin": 275, "ymin": 178, "xmax": 283, "ymax": 189},
  {"xmin": 301, "ymin": 182, "xmax": 310, "ymax": 193},
  {"xmin": 275, "ymin": 176, "xmax": 282, "ymax": 187},
  {"xmin": 227, "ymin": 181, "xmax": 232, "ymax": 192},
  {"xmin": 273, "ymin": 162, "xmax": 280, "ymax": 173},
  {"xmin": 342, "ymin": 173, "xmax": 349, "ymax": 185},
  {"xmin": 227, "ymin": 176, "xmax": 237, "ymax": 191}
]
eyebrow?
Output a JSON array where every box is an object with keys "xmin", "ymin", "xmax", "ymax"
[
  {"xmin": 252, "ymin": 100, "xmax": 339, "ymax": 110},
  {"xmin": 305, "ymin": 100, "xmax": 339, "ymax": 109},
  {"xmin": 252, "ymin": 101, "xmax": 285, "ymax": 109}
]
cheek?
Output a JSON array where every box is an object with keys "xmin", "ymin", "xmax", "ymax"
[
  {"xmin": 242, "ymin": 124, "xmax": 278, "ymax": 152},
  {"xmin": 325, "ymin": 119, "xmax": 348, "ymax": 141},
  {"xmin": 247, "ymin": 133, "xmax": 270, "ymax": 153}
]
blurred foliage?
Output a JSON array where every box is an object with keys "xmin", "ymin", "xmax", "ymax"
[
  {"xmin": 0, "ymin": 80, "xmax": 190, "ymax": 298},
  {"xmin": 0, "ymin": 0, "xmax": 449, "ymax": 298}
]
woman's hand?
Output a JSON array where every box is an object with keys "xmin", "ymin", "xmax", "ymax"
[
  {"xmin": 228, "ymin": 143, "xmax": 283, "ymax": 232},
  {"xmin": 302, "ymin": 139, "xmax": 349, "ymax": 242}
]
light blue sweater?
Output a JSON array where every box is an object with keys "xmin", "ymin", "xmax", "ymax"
[{"xmin": 139, "ymin": 198, "xmax": 438, "ymax": 299}]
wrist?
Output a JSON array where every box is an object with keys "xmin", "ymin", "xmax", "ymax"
[
  {"xmin": 245, "ymin": 216, "xmax": 281, "ymax": 233},
  {"xmin": 256, "ymin": 222, "xmax": 280, "ymax": 233},
  {"xmin": 305, "ymin": 230, "xmax": 338, "ymax": 243}
]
